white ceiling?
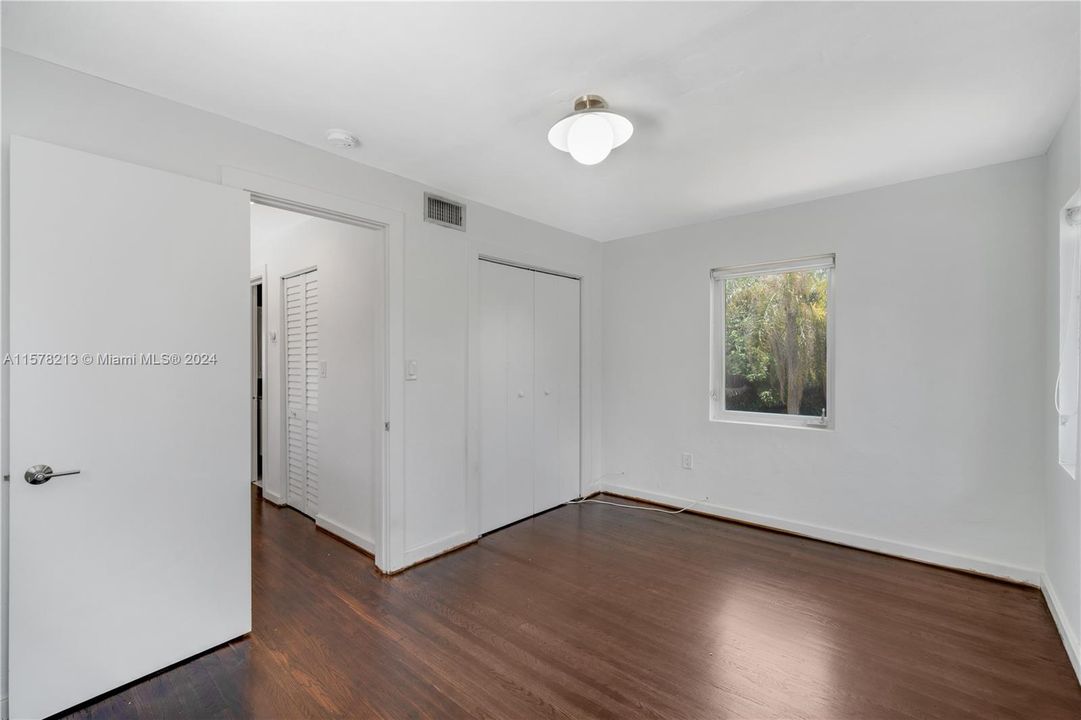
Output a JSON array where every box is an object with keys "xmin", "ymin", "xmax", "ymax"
[{"xmin": 3, "ymin": 2, "xmax": 1078, "ymax": 241}]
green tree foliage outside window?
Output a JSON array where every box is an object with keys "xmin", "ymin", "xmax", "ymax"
[{"xmin": 724, "ymin": 269, "xmax": 828, "ymax": 416}]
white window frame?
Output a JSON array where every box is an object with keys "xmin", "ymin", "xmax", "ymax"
[{"xmin": 710, "ymin": 254, "xmax": 836, "ymax": 429}]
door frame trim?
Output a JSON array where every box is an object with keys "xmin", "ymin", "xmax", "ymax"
[
  {"xmin": 280, "ymin": 265, "xmax": 318, "ymax": 280},
  {"xmin": 478, "ymin": 254, "xmax": 582, "ymax": 281},
  {"xmin": 222, "ymin": 167, "xmax": 406, "ymax": 573}
]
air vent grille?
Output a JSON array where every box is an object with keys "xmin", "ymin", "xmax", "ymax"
[{"xmin": 424, "ymin": 193, "xmax": 466, "ymax": 231}]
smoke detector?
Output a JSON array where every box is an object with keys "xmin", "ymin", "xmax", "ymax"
[{"xmin": 325, "ymin": 129, "xmax": 360, "ymax": 149}]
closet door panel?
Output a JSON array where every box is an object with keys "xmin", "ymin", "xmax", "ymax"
[
  {"xmin": 284, "ymin": 275, "xmax": 308, "ymax": 513},
  {"xmin": 533, "ymin": 272, "xmax": 580, "ymax": 512},
  {"xmin": 284, "ymin": 270, "xmax": 319, "ymax": 517},
  {"xmin": 479, "ymin": 261, "xmax": 535, "ymax": 532}
]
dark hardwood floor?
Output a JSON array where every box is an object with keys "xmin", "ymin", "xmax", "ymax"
[{"xmin": 59, "ymin": 490, "xmax": 1081, "ymax": 719}]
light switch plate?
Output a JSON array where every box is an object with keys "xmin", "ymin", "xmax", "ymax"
[
  {"xmin": 405, "ymin": 359, "xmax": 418, "ymax": 381},
  {"xmin": 681, "ymin": 452, "xmax": 694, "ymax": 470}
]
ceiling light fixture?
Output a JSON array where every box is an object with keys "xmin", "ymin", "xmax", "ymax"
[{"xmin": 547, "ymin": 95, "xmax": 633, "ymax": 166}]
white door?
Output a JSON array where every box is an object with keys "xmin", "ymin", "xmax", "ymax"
[
  {"xmin": 533, "ymin": 272, "xmax": 581, "ymax": 512},
  {"xmin": 284, "ymin": 269, "xmax": 320, "ymax": 516},
  {"xmin": 9, "ymin": 137, "xmax": 251, "ymax": 720},
  {"xmin": 479, "ymin": 261, "xmax": 534, "ymax": 532}
]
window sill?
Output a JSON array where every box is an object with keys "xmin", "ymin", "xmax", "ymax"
[{"xmin": 710, "ymin": 413, "xmax": 834, "ymax": 431}]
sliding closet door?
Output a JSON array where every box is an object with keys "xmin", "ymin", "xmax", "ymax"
[
  {"xmin": 533, "ymin": 272, "xmax": 581, "ymax": 512},
  {"xmin": 284, "ymin": 270, "xmax": 320, "ymax": 517},
  {"xmin": 479, "ymin": 261, "xmax": 535, "ymax": 532}
]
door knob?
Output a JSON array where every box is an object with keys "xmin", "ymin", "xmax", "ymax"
[{"xmin": 24, "ymin": 464, "xmax": 81, "ymax": 485}]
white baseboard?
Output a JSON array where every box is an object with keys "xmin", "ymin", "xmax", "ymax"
[
  {"xmin": 580, "ymin": 482, "xmax": 603, "ymax": 498},
  {"xmin": 2, "ymin": 694, "xmax": 7, "ymax": 720},
  {"xmin": 1042, "ymin": 573, "xmax": 1081, "ymax": 683},
  {"xmin": 261, "ymin": 488, "xmax": 285, "ymax": 506},
  {"xmin": 601, "ymin": 483, "xmax": 1042, "ymax": 586},
  {"xmin": 400, "ymin": 530, "xmax": 476, "ymax": 569},
  {"xmin": 315, "ymin": 514, "xmax": 375, "ymax": 555}
]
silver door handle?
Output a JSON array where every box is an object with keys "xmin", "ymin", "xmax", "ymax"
[{"xmin": 24, "ymin": 464, "xmax": 81, "ymax": 485}]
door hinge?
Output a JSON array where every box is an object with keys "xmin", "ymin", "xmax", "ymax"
[
  {"xmin": 385, "ymin": 421, "xmax": 390, "ymax": 432},
  {"xmin": 2, "ymin": 474, "xmax": 8, "ymax": 483}
]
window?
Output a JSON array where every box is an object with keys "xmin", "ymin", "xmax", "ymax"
[{"xmin": 710, "ymin": 255, "xmax": 835, "ymax": 428}]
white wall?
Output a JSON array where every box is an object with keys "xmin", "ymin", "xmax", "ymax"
[
  {"xmin": 1043, "ymin": 93, "xmax": 1081, "ymax": 676},
  {"xmin": 603, "ymin": 157, "xmax": 1046, "ymax": 584},
  {"xmin": 250, "ymin": 206, "xmax": 384, "ymax": 551},
  {"xmin": 0, "ymin": 49, "xmax": 603, "ymax": 709}
]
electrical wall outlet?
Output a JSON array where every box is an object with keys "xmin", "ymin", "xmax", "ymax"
[{"xmin": 681, "ymin": 452, "xmax": 694, "ymax": 470}]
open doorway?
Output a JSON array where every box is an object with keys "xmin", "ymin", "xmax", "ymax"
[
  {"xmin": 250, "ymin": 278, "xmax": 266, "ymax": 487},
  {"xmin": 225, "ymin": 167, "xmax": 405, "ymax": 572},
  {"xmin": 249, "ymin": 202, "xmax": 386, "ymax": 556}
]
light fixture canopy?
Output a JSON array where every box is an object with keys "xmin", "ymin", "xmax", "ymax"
[{"xmin": 548, "ymin": 95, "xmax": 633, "ymax": 166}]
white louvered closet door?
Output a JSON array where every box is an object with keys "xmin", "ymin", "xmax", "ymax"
[{"xmin": 285, "ymin": 270, "xmax": 320, "ymax": 517}]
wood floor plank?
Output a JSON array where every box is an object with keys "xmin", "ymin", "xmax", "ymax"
[{"xmin": 54, "ymin": 491, "xmax": 1081, "ymax": 719}]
